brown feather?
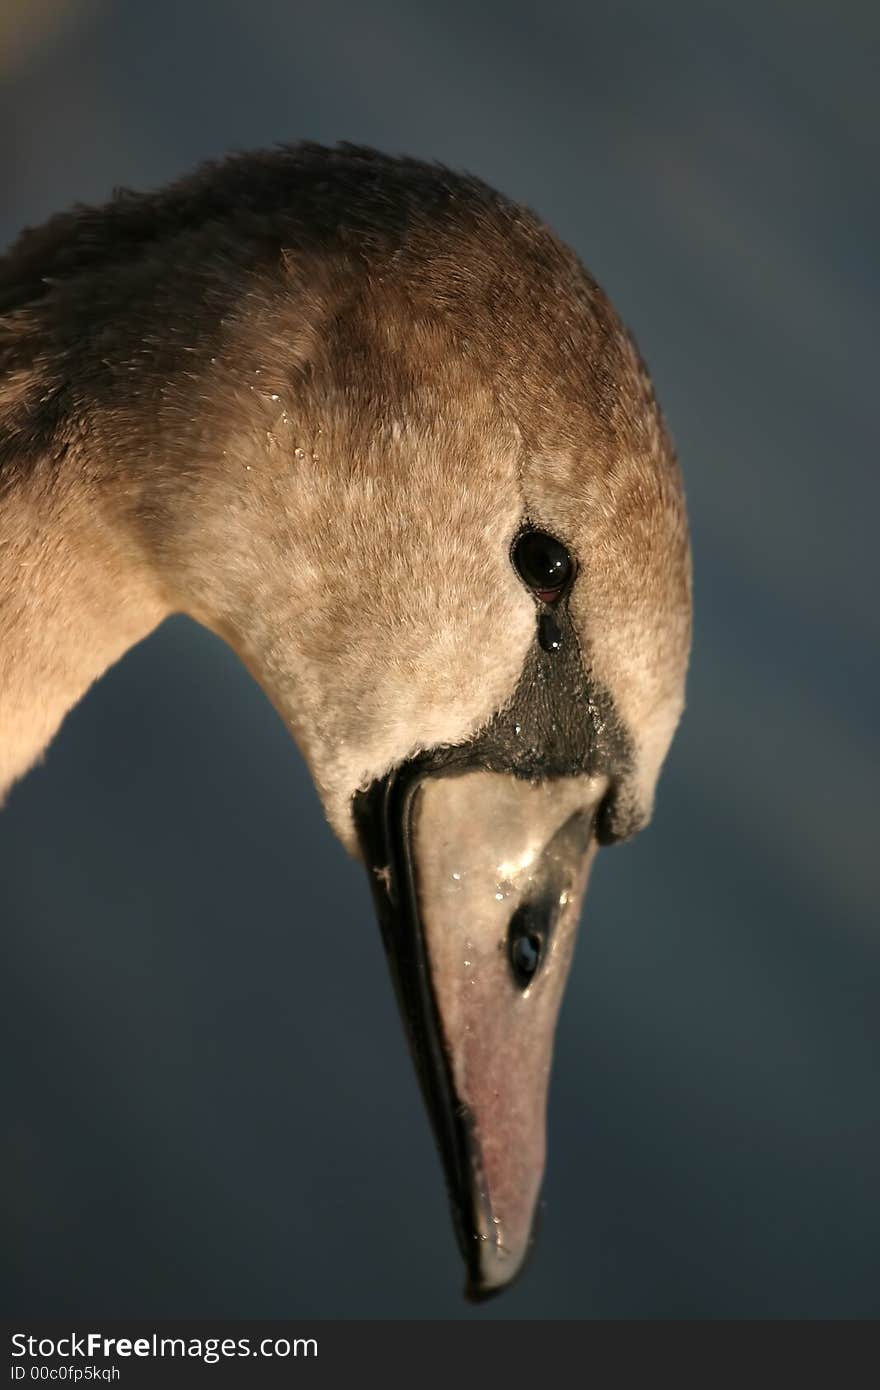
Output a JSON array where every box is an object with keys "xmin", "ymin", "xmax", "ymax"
[{"xmin": 0, "ymin": 143, "xmax": 691, "ymax": 846}]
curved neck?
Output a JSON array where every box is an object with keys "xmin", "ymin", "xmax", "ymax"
[{"xmin": 0, "ymin": 459, "xmax": 168, "ymax": 799}]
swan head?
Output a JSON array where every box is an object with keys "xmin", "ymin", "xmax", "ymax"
[{"xmin": 105, "ymin": 147, "xmax": 692, "ymax": 1297}]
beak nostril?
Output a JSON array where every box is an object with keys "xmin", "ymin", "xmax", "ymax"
[
  {"xmin": 507, "ymin": 898, "xmax": 555, "ymax": 989},
  {"xmin": 510, "ymin": 930, "xmax": 542, "ymax": 985}
]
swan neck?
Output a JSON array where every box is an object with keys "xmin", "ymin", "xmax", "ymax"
[{"xmin": 0, "ymin": 456, "xmax": 169, "ymax": 800}]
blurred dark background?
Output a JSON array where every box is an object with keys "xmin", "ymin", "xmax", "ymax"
[{"xmin": 2, "ymin": 0, "xmax": 878, "ymax": 1319}]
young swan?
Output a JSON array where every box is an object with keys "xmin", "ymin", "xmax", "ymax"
[{"xmin": 0, "ymin": 144, "xmax": 691, "ymax": 1299}]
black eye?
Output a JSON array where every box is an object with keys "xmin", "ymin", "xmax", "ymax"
[
  {"xmin": 507, "ymin": 898, "xmax": 553, "ymax": 989},
  {"xmin": 512, "ymin": 528, "xmax": 574, "ymax": 601}
]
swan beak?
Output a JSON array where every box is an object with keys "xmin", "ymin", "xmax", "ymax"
[{"xmin": 354, "ymin": 763, "xmax": 601, "ymax": 1299}]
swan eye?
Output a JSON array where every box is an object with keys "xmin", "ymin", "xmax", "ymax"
[{"xmin": 512, "ymin": 529, "xmax": 573, "ymax": 600}]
